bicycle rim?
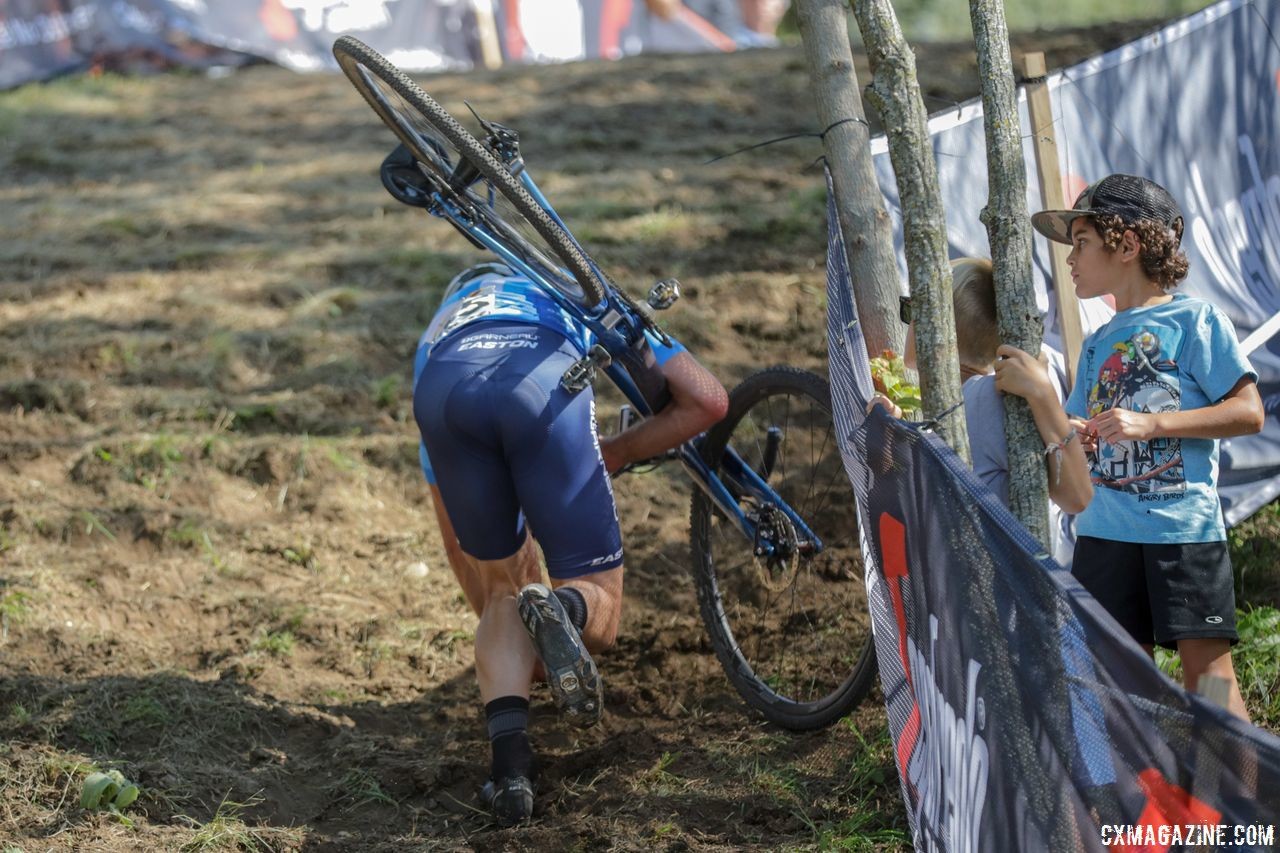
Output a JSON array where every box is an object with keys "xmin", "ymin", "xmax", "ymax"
[
  {"xmin": 691, "ymin": 367, "xmax": 875, "ymax": 730},
  {"xmin": 333, "ymin": 36, "xmax": 605, "ymax": 308}
]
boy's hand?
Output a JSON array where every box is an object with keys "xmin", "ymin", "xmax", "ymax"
[
  {"xmin": 1089, "ymin": 407, "xmax": 1157, "ymax": 444},
  {"xmin": 866, "ymin": 393, "xmax": 903, "ymax": 419},
  {"xmin": 1068, "ymin": 417, "xmax": 1097, "ymax": 453},
  {"xmin": 992, "ymin": 344, "xmax": 1054, "ymax": 403}
]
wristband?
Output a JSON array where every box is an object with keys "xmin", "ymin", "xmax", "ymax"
[{"xmin": 1043, "ymin": 427, "xmax": 1077, "ymax": 487}]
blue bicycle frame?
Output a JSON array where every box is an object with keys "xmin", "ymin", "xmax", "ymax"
[{"xmin": 424, "ymin": 146, "xmax": 823, "ymax": 561}]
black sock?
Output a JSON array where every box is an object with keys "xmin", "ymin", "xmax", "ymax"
[
  {"xmin": 485, "ymin": 696, "xmax": 533, "ymax": 780},
  {"xmin": 553, "ymin": 586, "xmax": 588, "ymax": 633}
]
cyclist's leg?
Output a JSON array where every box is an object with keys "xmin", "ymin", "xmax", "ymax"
[
  {"xmin": 416, "ymin": 329, "xmax": 547, "ymax": 702},
  {"xmin": 504, "ymin": 343, "xmax": 626, "ymax": 652},
  {"xmin": 428, "ymin": 483, "xmax": 484, "ymax": 616},
  {"xmin": 470, "ymin": 534, "xmax": 542, "ymax": 702},
  {"xmin": 551, "ymin": 565, "xmax": 623, "ymax": 652}
]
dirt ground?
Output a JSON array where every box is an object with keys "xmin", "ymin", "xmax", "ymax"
[{"xmin": 1, "ymin": 19, "xmax": 1168, "ymax": 852}]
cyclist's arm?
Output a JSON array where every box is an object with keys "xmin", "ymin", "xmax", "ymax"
[{"xmin": 599, "ymin": 351, "xmax": 728, "ymax": 473}]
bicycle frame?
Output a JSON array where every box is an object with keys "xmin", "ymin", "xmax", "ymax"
[{"xmin": 422, "ymin": 146, "xmax": 824, "ymax": 560}]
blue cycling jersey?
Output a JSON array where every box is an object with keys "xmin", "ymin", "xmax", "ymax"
[
  {"xmin": 420, "ymin": 264, "xmax": 590, "ymax": 355},
  {"xmin": 414, "ymin": 264, "xmax": 684, "ymax": 484}
]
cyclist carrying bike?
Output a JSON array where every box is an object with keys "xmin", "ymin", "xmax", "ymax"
[{"xmin": 411, "ymin": 251, "xmax": 727, "ymax": 825}]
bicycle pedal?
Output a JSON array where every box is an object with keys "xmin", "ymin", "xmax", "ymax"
[
  {"xmin": 647, "ymin": 278, "xmax": 680, "ymax": 310},
  {"xmin": 560, "ymin": 345, "xmax": 612, "ymax": 394}
]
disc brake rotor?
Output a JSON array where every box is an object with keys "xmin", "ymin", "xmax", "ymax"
[{"xmin": 752, "ymin": 505, "xmax": 800, "ymax": 593}]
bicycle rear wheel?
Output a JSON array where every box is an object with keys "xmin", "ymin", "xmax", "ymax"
[
  {"xmin": 333, "ymin": 35, "xmax": 606, "ymax": 308},
  {"xmin": 690, "ymin": 366, "xmax": 876, "ymax": 730}
]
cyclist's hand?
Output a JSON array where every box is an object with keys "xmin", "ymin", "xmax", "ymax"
[{"xmin": 645, "ymin": 0, "xmax": 682, "ymax": 20}]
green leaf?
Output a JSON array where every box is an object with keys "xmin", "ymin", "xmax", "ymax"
[
  {"xmin": 113, "ymin": 783, "xmax": 140, "ymax": 809},
  {"xmin": 81, "ymin": 772, "xmax": 119, "ymax": 810}
]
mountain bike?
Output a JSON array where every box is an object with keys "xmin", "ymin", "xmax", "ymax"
[{"xmin": 333, "ymin": 36, "xmax": 875, "ymax": 731}]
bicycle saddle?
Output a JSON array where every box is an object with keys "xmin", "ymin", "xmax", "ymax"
[{"xmin": 380, "ymin": 143, "xmax": 434, "ymax": 208}]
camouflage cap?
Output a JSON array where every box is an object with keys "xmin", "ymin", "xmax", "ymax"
[{"xmin": 1031, "ymin": 174, "xmax": 1184, "ymax": 245}]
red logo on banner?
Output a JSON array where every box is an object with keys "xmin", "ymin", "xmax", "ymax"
[
  {"xmin": 879, "ymin": 512, "xmax": 922, "ymax": 777},
  {"xmin": 1115, "ymin": 768, "xmax": 1221, "ymax": 853}
]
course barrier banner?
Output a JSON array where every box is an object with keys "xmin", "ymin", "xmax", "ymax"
[
  {"xmin": 870, "ymin": 0, "xmax": 1280, "ymax": 525},
  {"xmin": 0, "ymin": 0, "xmax": 777, "ymax": 90},
  {"xmin": 825, "ymin": 170, "xmax": 1280, "ymax": 851}
]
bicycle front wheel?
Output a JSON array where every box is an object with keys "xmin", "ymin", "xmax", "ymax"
[
  {"xmin": 333, "ymin": 36, "xmax": 606, "ymax": 308},
  {"xmin": 690, "ymin": 366, "xmax": 876, "ymax": 730}
]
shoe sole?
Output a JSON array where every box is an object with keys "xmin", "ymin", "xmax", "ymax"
[
  {"xmin": 518, "ymin": 586, "xmax": 603, "ymax": 728},
  {"xmin": 481, "ymin": 776, "xmax": 534, "ymax": 826}
]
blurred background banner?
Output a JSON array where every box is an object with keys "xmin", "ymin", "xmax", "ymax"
[
  {"xmin": 871, "ymin": 0, "xmax": 1280, "ymax": 526},
  {"xmin": 0, "ymin": 0, "xmax": 785, "ymax": 89}
]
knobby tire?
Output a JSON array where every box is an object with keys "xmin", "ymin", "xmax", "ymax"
[
  {"xmin": 690, "ymin": 366, "xmax": 876, "ymax": 730},
  {"xmin": 333, "ymin": 35, "xmax": 606, "ymax": 308}
]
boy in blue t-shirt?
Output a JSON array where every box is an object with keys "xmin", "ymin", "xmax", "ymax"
[{"xmin": 1032, "ymin": 174, "xmax": 1265, "ymax": 721}]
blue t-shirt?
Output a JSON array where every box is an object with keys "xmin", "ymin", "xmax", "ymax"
[
  {"xmin": 413, "ymin": 264, "xmax": 685, "ymax": 484},
  {"xmin": 1065, "ymin": 294, "xmax": 1256, "ymax": 543}
]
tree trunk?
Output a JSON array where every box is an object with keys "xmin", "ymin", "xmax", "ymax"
[
  {"xmin": 970, "ymin": 0, "xmax": 1076, "ymax": 842},
  {"xmin": 794, "ymin": 0, "xmax": 904, "ymax": 363},
  {"xmin": 969, "ymin": 0, "xmax": 1050, "ymax": 544},
  {"xmin": 848, "ymin": 0, "xmax": 969, "ymax": 462}
]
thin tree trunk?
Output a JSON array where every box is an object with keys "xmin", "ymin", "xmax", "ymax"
[
  {"xmin": 848, "ymin": 0, "xmax": 969, "ymax": 462},
  {"xmin": 969, "ymin": 0, "xmax": 1050, "ymax": 544},
  {"xmin": 970, "ymin": 1, "xmax": 1076, "ymax": 846},
  {"xmin": 794, "ymin": 0, "xmax": 904, "ymax": 363}
]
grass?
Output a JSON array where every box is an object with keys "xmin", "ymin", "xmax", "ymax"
[
  {"xmin": 1230, "ymin": 499, "xmax": 1280, "ymax": 605},
  {"xmin": 251, "ymin": 630, "xmax": 295, "ymax": 658},
  {"xmin": 1, "ymin": 590, "xmax": 30, "ymax": 631},
  {"xmin": 796, "ymin": 721, "xmax": 909, "ymax": 850},
  {"xmin": 168, "ymin": 520, "xmax": 228, "ymax": 572},
  {"xmin": 633, "ymin": 751, "xmax": 691, "ymax": 795},
  {"xmin": 1234, "ymin": 607, "xmax": 1280, "ymax": 726},
  {"xmin": 328, "ymin": 769, "xmax": 398, "ymax": 811},
  {"xmin": 178, "ymin": 795, "xmax": 301, "ymax": 852}
]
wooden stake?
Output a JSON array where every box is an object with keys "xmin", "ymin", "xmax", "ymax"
[{"xmin": 1023, "ymin": 52, "xmax": 1082, "ymax": 388}]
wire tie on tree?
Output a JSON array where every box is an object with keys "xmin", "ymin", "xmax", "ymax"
[{"xmin": 918, "ymin": 398, "xmax": 966, "ymax": 434}]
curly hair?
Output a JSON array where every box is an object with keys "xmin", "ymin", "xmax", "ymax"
[{"xmin": 1091, "ymin": 213, "xmax": 1190, "ymax": 290}]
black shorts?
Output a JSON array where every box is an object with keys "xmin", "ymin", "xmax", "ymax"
[{"xmin": 1072, "ymin": 536, "xmax": 1237, "ymax": 650}]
